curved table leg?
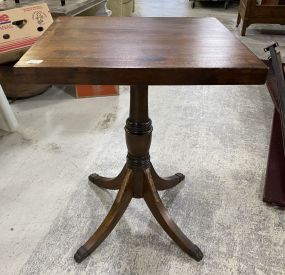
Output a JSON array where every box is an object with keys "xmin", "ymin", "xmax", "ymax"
[
  {"xmin": 144, "ymin": 169, "xmax": 203, "ymax": 261},
  {"xmin": 89, "ymin": 165, "xmax": 127, "ymax": 190},
  {"xmin": 75, "ymin": 169, "xmax": 133, "ymax": 263},
  {"xmin": 150, "ymin": 164, "xmax": 185, "ymax": 191}
]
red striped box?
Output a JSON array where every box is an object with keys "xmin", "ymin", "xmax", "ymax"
[{"xmin": 0, "ymin": 3, "xmax": 53, "ymax": 64}]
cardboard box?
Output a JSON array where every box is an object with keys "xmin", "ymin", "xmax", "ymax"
[
  {"xmin": 76, "ymin": 85, "xmax": 119, "ymax": 98},
  {"xmin": 0, "ymin": 3, "xmax": 53, "ymax": 64}
]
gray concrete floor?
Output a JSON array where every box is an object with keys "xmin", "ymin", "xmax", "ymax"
[{"xmin": 0, "ymin": 1, "xmax": 285, "ymax": 275}]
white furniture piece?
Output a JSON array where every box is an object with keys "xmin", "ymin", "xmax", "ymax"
[{"xmin": 0, "ymin": 85, "xmax": 18, "ymax": 132}]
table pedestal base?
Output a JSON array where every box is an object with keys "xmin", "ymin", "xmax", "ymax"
[{"xmin": 74, "ymin": 85, "xmax": 203, "ymax": 263}]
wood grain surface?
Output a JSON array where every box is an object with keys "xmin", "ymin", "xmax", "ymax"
[{"xmin": 14, "ymin": 17, "xmax": 268, "ymax": 85}]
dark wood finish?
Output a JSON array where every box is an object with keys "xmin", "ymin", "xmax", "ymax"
[
  {"xmin": 262, "ymin": 54, "xmax": 285, "ymax": 207},
  {"xmin": 74, "ymin": 168, "xmax": 133, "ymax": 263},
  {"xmin": 0, "ymin": 0, "xmax": 106, "ymax": 17},
  {"xmin": 14, "ymin": 17, "xmax": 268, "ymax": 263},
  {"xmin": 14, "ymin": 17, "xmax": 267, "ymax": 86},
  {"xmin": 89, "ymin": 165, "xmax": 127, "ymax": 190},
  {"xmin": 190, "ymin": 0, "xmax": 231, "ymax": 10},
  {"xmin": 264, "ymin": 110, "xmax": 285, "ymax": 207},
  {"xmin": 74, "ymin": 85, "xmax": 203, "ymax": 263},
  {"xmin": 262, "ymin": 0, "xmax": 285, "ymax": 4},
  {"xmin": 150, "ymin": 164, "xmax": 185, "ymax": 191},
  {"xmin": 143, "ymin": 168, "xmax": 203, "ymax": 260},
  {"xmin": 264, "ymin": 44, "xmax": 285, "ymax": 157},
  {"xmin": 261, "ymin": 0, "xmax": 280, "ymax": 5},
  {"xmin": 236, "ymin": 0, "xmax": 285, "ymax": 36},
  {"xmin": 0, "ymin": 63, "xmax": 49, "ymax": 99}
]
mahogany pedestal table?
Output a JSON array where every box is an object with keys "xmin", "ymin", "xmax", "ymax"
[{"xmin": 13, "ymin": 17, "xmax": 267, "ymax": 263}]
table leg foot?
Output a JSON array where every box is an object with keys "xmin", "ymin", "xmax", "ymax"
[
  {"xmin": 74, "ymin": 246, "xmax": 90, "ymax": 263},
  {"xmin": 150, "ymin": 164, "xmax": 185, "ymax": 191},
  {"xmin": 144, "ymin": 169, "xmax": 203, "ymax": 262},
  {"xmin": 75, "ymin": 169, "xmax": 133, "ymax": 263},
  {"xmin": 89, "ymin": 165, "xmax": 127, "ymax": 190}
]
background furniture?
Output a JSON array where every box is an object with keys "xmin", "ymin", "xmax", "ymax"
[
  {"xmin": 236, "ymin": 0, "xmax": 285, "ymax": 36},
  {"xmin": 263, "ymin": 44, "xmax": 285, "ymax": 207},
  {"xmin": 9, "ymin": 0, "xmax": 66, "ymax": 6},
  {"xmin": 190, "ymin": 0, "xmax": 230, "ymax": 9},
  {"xmin": 0, "ymin": 0, "xmax": 110, "ymax": 17},
  {"xmin": 262, "ymin": 0, "xmax": 279, "ymax": 4},
  {"xmin": 13, "ymin": 16, "xmax": 267, "ymax": 264},
  {"xmin": 262, "ymin": 0, "xmax": 285, "ymax": 4}
]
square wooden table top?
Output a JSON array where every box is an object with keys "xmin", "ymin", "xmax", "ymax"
[{"xmin": 14, "ymin": 17, "xmax": 268, "ymax": 85}]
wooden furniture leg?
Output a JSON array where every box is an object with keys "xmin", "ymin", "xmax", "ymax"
[
  {"xmin": 144, "ymin": 169, "xmax": 203, "ymax": 260},
  {"xmin": 74, "ymin": 169, "xmax": 133, "ymax": 263},
  {"xmin": 241, "ymin": 20, "xmax": 248, "ymax": 36},
  {"xmin": 224, "ymin": 0, "xmax": 229, "ymax": 9},
  {"xmin": 236, "ymin": 13, "xmax": 241, "ymax": 27},
  {"xmin": 89, "ymin": 165, "xmax": 127, "ymax": 190},
  {"xmin": 263, "ymin": 109, "xmax": 285, "ymax": 207},
  {"xmin": 74, "ymin": 85, "xmax": 203, "ymax": 263},
  {"xmin": 150, "ymin": 164, "xmax": 185, "ymax": 191}
]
